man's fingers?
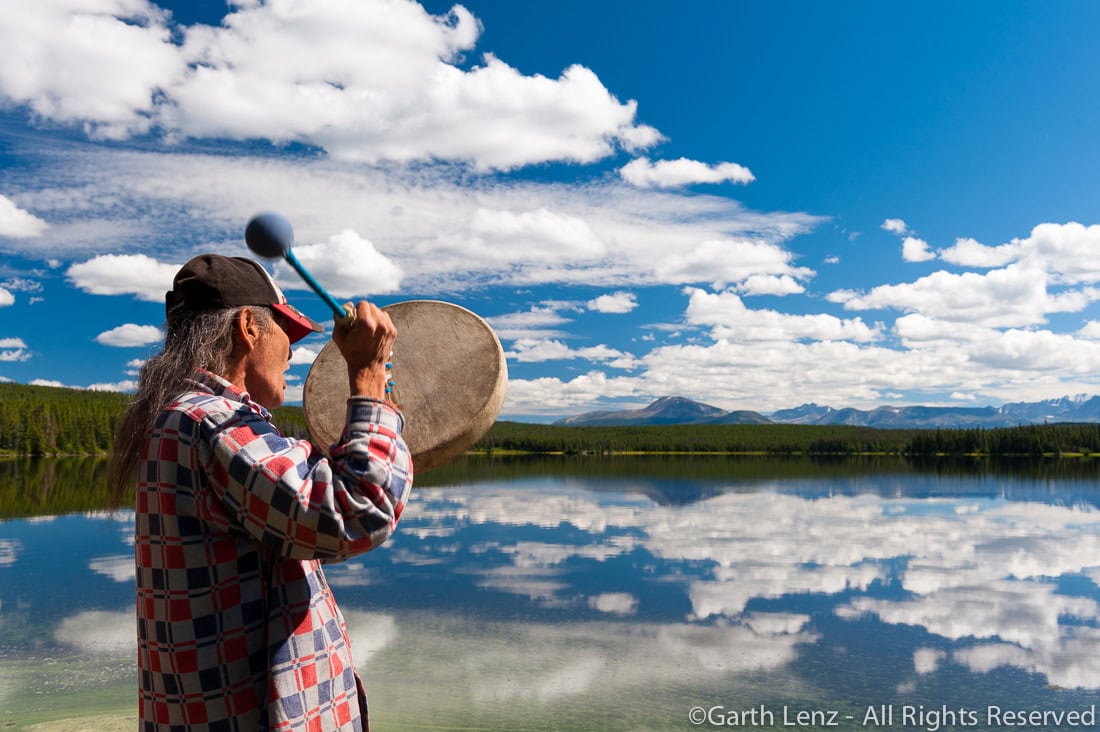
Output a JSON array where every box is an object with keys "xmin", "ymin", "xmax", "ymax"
[{"xmin": 353, "ymin": 302, "xmax": 396, "ymax": 338}]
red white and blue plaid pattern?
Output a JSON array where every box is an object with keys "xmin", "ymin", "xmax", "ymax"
[{"xmin": 134, "ymin": 370, "xmax": 413, "ymax": 731}]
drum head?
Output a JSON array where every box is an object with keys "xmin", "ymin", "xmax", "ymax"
[{"xmin": 303, "ymin": 300, "xmax": 508, "ymax": 471}]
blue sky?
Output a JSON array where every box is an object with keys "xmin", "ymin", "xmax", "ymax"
[{"xmin": 2, "ymin": 0, "xmax": 1100, "ymax": 421}]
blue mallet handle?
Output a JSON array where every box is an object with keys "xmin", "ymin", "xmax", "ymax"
[{"xmin": 283, "ymin": 248, "xmax": 348, "ymax": 322}]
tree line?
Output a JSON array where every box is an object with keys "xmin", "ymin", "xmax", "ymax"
[
  {"xmin": 1, "ymin": 382, "xmax": 1098, "ymax": 458},
  {"xmin": 0, "ymin": 382, "xmax": 310, "ymax": 455},
  {"xmin": 0, "ymin": 383, "xmax": 129, "ymax": 455},
  {"xmin": 475, "ymin": 420, "xmax": 1100, "ymax": 457}
]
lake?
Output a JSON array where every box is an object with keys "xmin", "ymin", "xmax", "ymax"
[{"xmin": 2, "ymin": 455, "xmax": 1100, "ymax": 730}]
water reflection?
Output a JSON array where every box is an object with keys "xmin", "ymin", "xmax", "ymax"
[
  {"xmin": 1, "ymin": 457, "xmax": 1099, "ymax": 728},
  {"xmin": 385, "ymin": 481, "xmax": 1100, "ymax": 695},
  {"xmin": 0, "ymin": 539, "xmax": 21, "ymax": 566}
]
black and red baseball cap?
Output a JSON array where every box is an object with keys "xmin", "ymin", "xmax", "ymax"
[{"xmin": 165, "ymin": 254, "xmax": 323, "ymax": 343}]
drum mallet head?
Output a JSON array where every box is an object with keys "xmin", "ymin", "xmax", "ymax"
[{"xmin": 244, "ymin": 212, "xmax": 355, "ymax": 327}]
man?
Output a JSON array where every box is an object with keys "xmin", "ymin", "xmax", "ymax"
[{"xmin": 109, "ymin": 253, "xmax": 413, "ymax": 731}]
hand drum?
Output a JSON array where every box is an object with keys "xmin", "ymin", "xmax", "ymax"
[{"xmin": 303, "ymin": 300, "xmax": 507, "ymax": 471}]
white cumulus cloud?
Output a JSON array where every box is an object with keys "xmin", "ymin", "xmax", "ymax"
[
  {"xmin": 882, "ymin": 221, "xmax": 1100, "ymax": 284},
  {"xmin": 834, "ymin": 263, "xmax": 1093, "ymax": 328},
  {"xmin": 0, "ymin": 194, "xmax": 49, "ymax": 237},
  {"xmin": 882, "ymin": 218, "xmax": 908, "ymax": 235},
  {"xmin": 587, "ymin": 291, "xmax": 637, "ymax": 313},
  {"xmin": 275, "ymin": 229, "xmax": 403, "ymax": 300},
  {"xmin": 686, "ymin": 289, "xmax": 881, "ymax": 343},
  {"xmin": 284, "ymin": 382, "xmax": 304, "ymax": 404},
  {"xmin": 736, "ymin": 274, "xmax": 805, "ymax": 296},
  {"xmin": 901, "ymin": 236, "xmax": 936, "ymax": 262},
  {"xmin": 289, "ymin": 345, "xmax": 320, "ymax": 367},
  {"xmin": 0, "ymin": 0, "xmax": 660, "ymax": 171},
  {"xmin": 0, "ymin": 0, "xmax": 182, "ymax": 139},
  {"xmin": 939, "ymin": 237, "xmax": 1019, "ymax": 268},
  {"xmin": 654, "ymin": 238, "xmax": 815, "ymax": 291},
  {"xmin": 1078, "ymin": 321, "xmax": 1100, "ymax": 340},
  {"xmin": 619, "ymin": 157, "xmax": 755, "ymax": 188},
  {"xmin": 503, "ymin": 370, "xmax": 642, "ymax": 414},
  {"xmin": 67, "ymin": 253, "xmax": 179, "ymax": 301},
  {"xmin": 0, "ymin": 337, "xmax": 31, "ymax": 362},
  {"xmin": 125, "ymin": 357, "xmax": 146, "ymax": 376},
  {"xmin": 95, "ymin": 323, "xmax": 163, "ymax": 347},
  {"xmin": 946, "ymin": 222, "xmax": 1100, "ymax": 285},
  {"xmin": 506, "ymin": 338, "xmax": 635, "ymax": 367}
]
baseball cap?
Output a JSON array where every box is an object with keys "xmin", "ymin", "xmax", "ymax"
[{"xmin": 165, "ymin": 254, "xmax": 323, "ymax": 343}]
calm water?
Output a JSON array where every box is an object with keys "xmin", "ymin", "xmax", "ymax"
[{"xmin": 2, "ymin": 456, "xmax": 1100, "ymax": 730}]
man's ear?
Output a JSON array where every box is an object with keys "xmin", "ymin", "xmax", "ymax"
[{"xmin": 233, "ymin": 307, "xmax": 261, "ymax": 353}]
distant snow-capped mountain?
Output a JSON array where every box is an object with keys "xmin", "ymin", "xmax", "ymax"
[{"xmin": 553, "ymin": 395, "xmax": 1100, "ymax": 428}]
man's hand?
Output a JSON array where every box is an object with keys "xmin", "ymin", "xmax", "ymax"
[{"xmin": 332, "ymin": 301, "xmax": 397, "ymax": 400}]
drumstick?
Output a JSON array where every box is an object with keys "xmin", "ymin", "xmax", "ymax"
[
  {"xmin": 244, "ymin": 212, "xmax": 395, "ymax": 395},
  {"xmin": 244, "ymin": 212, "xmax": 356, "ymax": 327}
]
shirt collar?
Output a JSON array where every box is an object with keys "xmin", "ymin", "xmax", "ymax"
[{"xmin": 189, "ymin": 368, "xmax": 272, "ymax": 421}]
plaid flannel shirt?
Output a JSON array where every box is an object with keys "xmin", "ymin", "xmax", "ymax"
[{"xmin": 135, "ymin": 370, "xmax": 413, "ymax": 731}]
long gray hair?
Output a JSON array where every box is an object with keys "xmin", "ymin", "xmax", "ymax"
[{"xmin": 108, "ymin": 306, "xmax": 275, "ymax": 506}]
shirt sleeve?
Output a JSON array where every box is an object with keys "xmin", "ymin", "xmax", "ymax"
[{"xmin": 196, "ymin": 396, "xmax": 414, "ymax": 562}]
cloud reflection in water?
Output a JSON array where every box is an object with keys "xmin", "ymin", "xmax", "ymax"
[
  {"xmin": 23, "ymin": 472, "xmax": 1100, "ymax": 727},
  {"xmin": 395, "ymin": 483, "xmax": 1100, "ymax": 691}
]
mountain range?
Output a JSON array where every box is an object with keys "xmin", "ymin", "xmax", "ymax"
[{"xmin": 552, "ymin": 395, "xmax": 1100, "ymax": 429}]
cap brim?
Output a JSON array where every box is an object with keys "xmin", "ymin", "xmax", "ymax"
[{"xmin": 271, "ymin": 302, "xmax": 324, "ymax": 344}]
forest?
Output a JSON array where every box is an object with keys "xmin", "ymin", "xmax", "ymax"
[
  {"xmin": 479, "ymin": 420, "xmax": 1100, "ymax": 456},
  {"xmin": 0, "ymin": 382, "xmax": 129, "ymax": 455},
  {"xmin": 1, "ymin": 381, "xmax": 1099, "ymax": 458},
  {"xmin": 0, "ymin": 382, "xmax": 309, "ymax": 455}
]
